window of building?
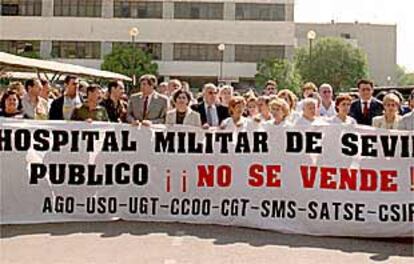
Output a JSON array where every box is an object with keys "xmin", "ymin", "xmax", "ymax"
[
  {"xmin": 174, "ymin": 2, "xmax": 223, "ymax": 20},
  {"xmin": 114, "ymin": 0, "xmax": 162, "ymax": 18},
  {"xmin": 112, "ymin": 42, "xmax": 162, "ymax": 60},
  {"xmin": 1, "ymin": 0, "xmax": 42, "ymax": 16},
  {"xmin": 235, "ymin": 3, "xmax": 285, "ymax": 21},
  {"xmin": 51, "ymin": 41, "xmax": 101, "ymax": 59},
  {"xmin": 235, "ymin": 45, "xmax": 285, "ymax": 63},
  {"xmin": 0, "ymin": 40, "xmax": 40, "ymax": 56},
  {"xmin": 340, "ymin": 33, "xmax": 352, "ymax": 39},
  {"xmin": 174, "ymin": 43, "xmax": 222, "ymax": 61},
  {"xmin": 54, "ymin": 0, "xmax": 102, "ymax": 17}
]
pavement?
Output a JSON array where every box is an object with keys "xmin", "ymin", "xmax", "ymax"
[{"xmin": 1, "ymin": 221, "xmax": 413, "ymax": 264}]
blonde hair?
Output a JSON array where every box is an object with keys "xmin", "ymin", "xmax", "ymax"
[
  {"xmin": 302, "ymin": 82, "xmax": 317, "ymax": 93},
  {"xmin": 228, "ymin": 96, "xmax": 246, "ymax": 115},
  {"xmin": 269, "ymin": 98, "xmax": 290, "ymax": 118},
  {"xmin": 383, "ymin": 93, "xmax": 400, "ymax": 106},
  {"xmin": 277, "ymin": 89, "xmax": 298, "ymax": 110}
]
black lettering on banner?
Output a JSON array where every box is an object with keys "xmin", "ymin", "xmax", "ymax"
[
  {"xmin": 33, "ymin": 129, "xmax": 50, "ymax": 151},
  {"xmin": 15, "ymin": 129, "xmax": 31, "ymax": 151},
  {"xmin": 68, "ymin": 164, "xmax": 86, "ymax": 185},
  {"xmin": 155, "ymin": 131, "xmax": 175, "ymax": 153},
  {"xmin": 52, "ymin": 130, "xmax": 69, "ymax": 152},
  {"xmin": 30, "ymin": 163, "xmax": 47, "ymax": 184},
  {"xmin": 132, "ymin": 164, "xmax": 149, "ymax": 185},
  {"xmin": 177, "ymin": 132, "xmax": 186, "ymax": 153},
  {"xmin": 341, "ymin": 133, "xmax": 358, "ymax": 156},
  {"xmin": 204, "ymin": 133, "xmax": 213, "ymax": 153},
  {"xmin": 305, "ymin": 132, "xmax": 322, "ymax": 154},
  {"xmin": 49, "ymin": 164, "xmax": 66, "ymax": 184},
  {"xmin": 188, "ymin": 132, "xmax": 203, "ymax": 153},
  {"xmin": 361, "ymin": 135, "xmax": 378, "ymax": 157},
  {"xmin": 235, "ymin": 132, "xmax": 250, "ymax": 153},
  {"xmin": 70, "ymin": 130, "xmax": 80, "ymax": 152},
  {"xmin": 216, "ymin": 133, "xmax": 232, "ymax": 153},
  {"xmin": 0, "ymin": 129, "xmax": 12, "ymax": 151},
  {"xmin": 253, "ymin": 132, "xmax": 268, "ymax": 153},
  {"xmin": 286, "ymin": 132, "xmax": 302, "ymax": 153},
  {"xmin": 115, "ymin": 163, "xmax": 130, "ymax": 184},
  {"xmin": 121, "ymin": 130, "xmax": 137, "ymax": 151},
  {"xmin": 86, "ymin": 164, "xmax": 103, "ymax": 185},
  {"xmin": 81, "ymin": 131, "xmax": 99, "ymax": 152},
  {"xmin": 42, "ymin": 196, "xmax": 74, "ymax": 213},
  {"xmin": 101, "ymin": 131, "xmax": 119, "ymax": 152},
  {"xmin": 380, "ymin": 135, "xmax": 398, "ymax": 157}
]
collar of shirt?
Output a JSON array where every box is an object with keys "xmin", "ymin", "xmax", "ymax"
[
  {"xmin": 361, "ymin": 97, "xmax": 373, "ymax": 111},
  {"xmin": 143, "ymin": 92, "xmax": 155, "ymax": 107}
]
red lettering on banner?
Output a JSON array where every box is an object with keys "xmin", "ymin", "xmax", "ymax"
[
  {"xmin": 300, "ymin": 165, "xmax": 398, "ymax": 192},
  {"xmin": 338, "ymin": 169, "xmax": 358, "ymax": 190},
  {"xmin": 360, "ymin": 169, "xmax": 377, "ymax": 191},
  {"xmin": 380, "ymin": 170, "xmax": 398, "ymax": 192},
  {"xmin": 300, "ymin": 166, "xmax": 318, "ymax": 188},
  {"xmin": 248, "ymin": 164, "xmax": 281, "ymax": 187},
  {"xmin": 320, "ymin": 167, "xmax": 338, "ymax": 189},
  {"xmin": 197, "ymin": 165, "xmax": 232, "ymax": 187}
]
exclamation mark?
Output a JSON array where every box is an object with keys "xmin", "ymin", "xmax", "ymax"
[
  {"xmin": 166, "ymin": 169, "xmax": 171, "ymax": 193},
  {"xmin": 182, "ymin": 170, "xmax": 187, "ymax": 192},
  {"xmin": 411, "ymin": 167, "xmax": 414, "ymax": 191}
]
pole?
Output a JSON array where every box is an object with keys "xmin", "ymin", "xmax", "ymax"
[
  {"xmin": 131, "ymin": 35, "xmax": 136, "ymax": 87},
  {"xmin": 219, "ymin": 50, "xmax": 223, "ymax": 83}
]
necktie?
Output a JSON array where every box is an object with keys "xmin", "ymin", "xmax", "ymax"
[
  {"xmin": 206, "ymin": 105, "xmax": 213, "ymax": 126},
  {"xmin": 142, "ymin": 96, "xmax": 148, "ymax": 120},
  {"xmin": 363, "ymin": 101, "xmax": 369, "ymax": 118}
]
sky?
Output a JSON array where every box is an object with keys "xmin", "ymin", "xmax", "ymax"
[{"xmin": 294, "ymin": 0, "xmax": 414, "ymax": 72}]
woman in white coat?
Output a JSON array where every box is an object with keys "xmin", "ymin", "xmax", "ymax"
[{"xmin": 166, "ymin": 89, "xmax": 201, "ymax": 127}]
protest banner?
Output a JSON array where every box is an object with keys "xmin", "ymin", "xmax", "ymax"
[{"xmin": 0, "ymin": 119, "xmax": 413, "ymax": 237}]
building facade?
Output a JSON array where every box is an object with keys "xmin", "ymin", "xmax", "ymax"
[{"xmin": 0, "ymin": 0, "xmax": 396, "ymax": 88}]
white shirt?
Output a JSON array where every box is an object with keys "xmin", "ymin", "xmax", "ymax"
[
  {"xmin": 221, "ymin": 116, "xmax": 255, "ymax": 130},
  {"xmin": 262, "ymin": 119, "xmax": 293, "ymax": 128},
  {"xmin": 320, "ymin": 102, "xmax": 337, "ymax": 117},
  {"xmin": 328, "ymin": 115, "xmax": 357, "ymax": 125},
  {"xmin": 294, "ymin": 116, "xmax": 329, "ymax": 126},
  {"xmin": 21, "ymin": 94, "xmax": 49, "ymax": 120},
  {"xmin": 204, "ymin": 103, "xmax": 219, "ymax": 127},
  {"xmin": 63, "ymin": 94, "xmax": 82, "ymax": 120}
]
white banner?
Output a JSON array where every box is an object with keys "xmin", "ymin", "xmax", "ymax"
[{"xmin": 0, "ymin": 119, "xmax": 413, "ymax": 237}]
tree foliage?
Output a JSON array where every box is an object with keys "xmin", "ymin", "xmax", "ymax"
[
  {"xmin": 395, "ymin": 65, "xmax": 414, "ymax": 86},
  {"xmin": 255, "ymin": 58, "xmax": 302, "ymax": 94},
  {"xmin": 294, "ymin": 37, "xmax": 368, "ymax": 92},
  {"xmin": 101, "ymin": 45, "xmax": 158, "ymax": 80}
]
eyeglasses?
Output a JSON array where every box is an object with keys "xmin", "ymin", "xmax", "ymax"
[{"xmin": 322, "ymin": 90, "xmax": 332, "ymax": 94}]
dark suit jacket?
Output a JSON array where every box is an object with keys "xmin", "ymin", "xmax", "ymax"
[
  {"xmin": 191, "ymin": 102, "xmax": 229, "ymax": 126},
  {"xmin": 49, "ymin": 96, "xmax": 65, "ymax": 120},
  {"xmin": 349, "ymin": 98, "xmax": 384, "ymax": 126}
]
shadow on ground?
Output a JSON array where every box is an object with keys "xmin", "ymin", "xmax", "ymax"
[{"xmin": 1, "ymin": 221, "xmax": 413, "ymax": 261}]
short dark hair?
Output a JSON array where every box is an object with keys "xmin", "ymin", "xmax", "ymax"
[
  {"xmin": 357, "ymin": 79, "xmax": 374, "ymax": 89},
  {"xmin": 0, "ymin": 90, "xmax": 19, "ymax": 111},
  {"xmin": 172, "ymin": 89, "xmax": 192, "ymax": 105},
  {"xmin": 64, "ymin": 75, "xmax": 78, "ymax": 84},
  {"xmin": 87, "ymin": 84, "xmax": 102, "ymax": 96},
  {"xmin": 108, "ymin": 80, "xmax": 121, "ymax": 94},
  {"xmin": 139, "ymin": 74, "xmax": 157, "ymax": 87},
  {"xmin": 24, "ymin": 78, "xmax": 38, "ymax": 92},
  {"xmin": 40, "ymin": 79, "xmax": 49, "ymax": 86}
]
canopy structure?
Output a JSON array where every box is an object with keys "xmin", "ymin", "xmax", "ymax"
[{"xmin": 0, "ymin": 52, "xmax": 131, "ymax": 82}]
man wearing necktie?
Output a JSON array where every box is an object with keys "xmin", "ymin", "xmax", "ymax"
[
  {"xmin": 349, "ymin": 79, "xmax": 383, "ymax": 126},
  {"xmin": 191, "ymin": 83, "xmax": 229, "ymax": 128},
  {"xmin": 127, "ymin": 74, "xmax": 169, "ymax": 126}
]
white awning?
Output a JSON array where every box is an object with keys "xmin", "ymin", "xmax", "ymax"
[{"xmin": 0, "ymin": 52, "xmax": 131, "ymax": 81}]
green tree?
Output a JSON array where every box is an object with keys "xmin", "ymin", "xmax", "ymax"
[
  {"xmin": 101, "ymin": 45, "xmax": 158, "ymax": 81},
  {"xmin": 255, "ymin": 58, "xmax": 302, "ymax": 94},
  {"xmin": 395, "ymin": 65, "xmax": 414, "ymax": 85},
  {"xmin": 294, "ymin": 37, "xmax": 368, "ymax": 92}
]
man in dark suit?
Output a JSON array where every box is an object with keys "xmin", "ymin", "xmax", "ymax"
[
  {"xmin": 49, "ymin": 75, "xmax": 83, "ymax": 120},
  {"xmin": 349, "ymin": 79, "xmax": 384, "ymax": 126},
  {"xmin": 127, "ymin": 74, "xmax": 169, "ymax": 126},
  {"xmin": 191, "ymin": 83, "xmax": 229, "ymax": 128}
]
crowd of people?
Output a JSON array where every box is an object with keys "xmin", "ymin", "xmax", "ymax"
[{"xmin": 0, "ymin": 74, "xmax": 413, "ymax": 131}]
